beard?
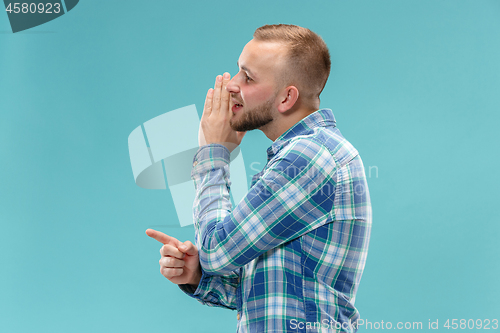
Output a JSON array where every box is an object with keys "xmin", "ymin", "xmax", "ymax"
[{"xmin": 229, "ymin": 98, "xmax": 274, "ymax": 132}]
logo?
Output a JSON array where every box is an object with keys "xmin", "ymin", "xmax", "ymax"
[
  {"xmin": 128, "ymin": 105, "xmax": 249, "ymax": 227},
  {"xmin": 3, "ymin": 0, "xmax": 79, "ymax": 33}
]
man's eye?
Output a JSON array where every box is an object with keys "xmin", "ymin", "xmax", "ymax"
[{"xmin": 245, "ymin": 74, "xmax": 252, "ymax": 82}]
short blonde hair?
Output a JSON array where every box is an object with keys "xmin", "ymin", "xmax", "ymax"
[{"xmin": 253, "ymin": 24, "xmax": 331, "ymax": 100}]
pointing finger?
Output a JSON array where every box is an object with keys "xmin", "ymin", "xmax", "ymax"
[{"xmin": 145, "ymin": 229, "xmax": 181, "ymax": 247}]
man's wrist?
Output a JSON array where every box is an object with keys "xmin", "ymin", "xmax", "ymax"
[
  {"xmin": 188, "ymin": 267, "xmax": 202, "ymax": 288},
  {"xmin": 201, "ymin": 142, "xmax": 237, "ymax": 153},
  {"xmin": 192, "ymin": 144, "xmax": 231, "ymax": 177}
]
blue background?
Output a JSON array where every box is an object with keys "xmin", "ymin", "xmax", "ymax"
[{"xmin": 1, "ymin": 0, "xmax": 499, "ymax": 332}]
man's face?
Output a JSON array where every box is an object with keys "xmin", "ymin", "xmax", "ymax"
[{"xmin": 226, "ymin": 39, "xmax": 288, "ymax": 132}]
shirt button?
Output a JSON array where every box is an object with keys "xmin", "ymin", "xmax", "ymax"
[
  {"xmin": 237, "ymin": 313, "xmax": 240, "ymax": 320},
  {"xmin": 193, "ymin": 161, "xmax": 198, "ymax": 167}
]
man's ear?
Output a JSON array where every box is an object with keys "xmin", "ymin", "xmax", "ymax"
[{"xmin": 277, "ymin": 86, "xmax": 299, "ymax": 113}]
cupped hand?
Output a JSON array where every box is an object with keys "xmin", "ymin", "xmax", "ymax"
[{"xmin": 199, "ymin": 73, "xmax": 246, "ymax": 151}]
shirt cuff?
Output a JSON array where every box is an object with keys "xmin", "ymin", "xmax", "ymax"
[
  {"xmin": 191, "ymin": 144, "xmax": 230, "ymax": 178},
  {"xmin": 178, "ymin": 267, "xmax": 212, "ymax": 299}
]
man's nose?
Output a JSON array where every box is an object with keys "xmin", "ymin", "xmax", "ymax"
[{"xmin": 226, "ymin": 74, "xmax": 239, "ymax": 94}]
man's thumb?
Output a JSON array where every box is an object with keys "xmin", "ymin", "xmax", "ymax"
[{"xmin": 179, "ymin": 241, "xmax": 197, "ymax": 256}]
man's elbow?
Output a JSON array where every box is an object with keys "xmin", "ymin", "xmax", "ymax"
[{"xmin": 199, "ymin": 252, "xmax": 237, "ymax": 275}]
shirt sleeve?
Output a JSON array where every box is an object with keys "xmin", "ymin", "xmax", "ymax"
[
  {"xmin": 178, "ymin": 268, "xmax": 239, "ymax": 310},
  {"xmin": 191, "ymin": 139, "xmax": 340, "ymax": 275}
]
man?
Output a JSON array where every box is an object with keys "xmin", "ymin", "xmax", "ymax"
[{"xmin": 147, "ymin": 24, "xmax": 371, "ymax": 333}]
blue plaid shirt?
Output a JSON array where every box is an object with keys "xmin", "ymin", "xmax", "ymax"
[{"xmin": 180, "ymin": 109, "xmax": 371, "ymax": 332}]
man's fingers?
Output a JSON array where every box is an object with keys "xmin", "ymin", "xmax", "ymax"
[
  {"xmin": 212, "ymin": 75, "xmax": 223, "ymax": 114},
  {"xmin": 160, "ymin": 267, "xmax": 183, "ymax": 279},
  {"xmin": 145, "ymin": 229, "xmax": 181, "ymax": 247},
  {"xmin": 159, "ymin": 256, "xmax": 185, "ymax": 268},
  {"xmin": 160, "ymin": 244, "xmax": 185, "ymax": 259},
  {"xmin": 179, "ymin": 241, "xmax": 198, "ymax": 256},
  {"xmin": 202, "ymin": 88, "xmax": 214, "ymax": 119},
  {"xmin": 221, "ymin": 72, "xmax": 231, "ymax": 114}
]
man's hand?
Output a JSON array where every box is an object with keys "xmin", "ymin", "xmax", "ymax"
[
  {"xmin": 145, "ymin": 229, "xmax": 201, "ymax": 287},
  {"xmin": 199, "ymin": 73, "xmax": 246, "ymax": 152}
]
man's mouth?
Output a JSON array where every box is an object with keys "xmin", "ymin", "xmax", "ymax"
[{"xmin": 232, "ymin": 101, "xmax": 243, "ymax": 113}]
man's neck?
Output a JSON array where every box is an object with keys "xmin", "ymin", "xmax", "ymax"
[{"xmin": 261, "ymin": 107, "xmax": 318, "ymax": 142}]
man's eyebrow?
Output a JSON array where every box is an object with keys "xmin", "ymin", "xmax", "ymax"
[{"xmin": 237, "ymin": 62, "xmax": 255, "ymax": 77}]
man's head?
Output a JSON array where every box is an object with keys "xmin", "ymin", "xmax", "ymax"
[
  {"xmin": 227, "ymin": 24, "xmax": 331, "ymax": 134},
  {"xmin": 253, "ymin": 24, "xmax": 331, "ymax": 102}
]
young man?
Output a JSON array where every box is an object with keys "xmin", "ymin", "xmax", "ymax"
[{"xmin": 147, "ymin": 24, "xmax": 371, "ymax": 333}]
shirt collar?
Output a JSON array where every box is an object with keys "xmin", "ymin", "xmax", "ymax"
[{"xmin": 266, "ymin": 108, "xmax": 336, "ymax": 160}]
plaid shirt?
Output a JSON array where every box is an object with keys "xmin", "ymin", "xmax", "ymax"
[{"xmin": 180, "ymin": 109, "xmax": 371, "ymax": 333}]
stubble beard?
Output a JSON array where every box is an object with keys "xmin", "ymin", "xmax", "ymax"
[{"xmin": 229, "ymin": 98, "xmax": 275, "ymax": 132}]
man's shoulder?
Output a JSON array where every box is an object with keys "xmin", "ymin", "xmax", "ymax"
[{"xmin": 277, "ymin": 127, "xmax": 359, "ymax": 168}]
